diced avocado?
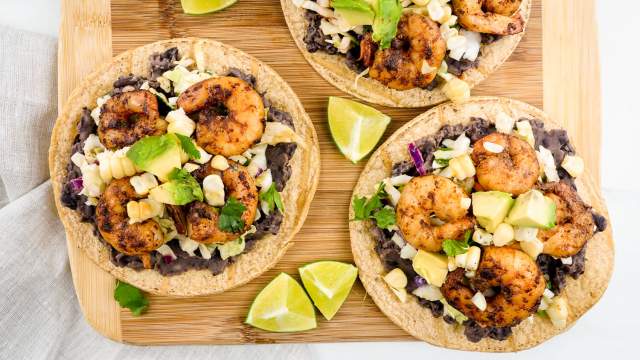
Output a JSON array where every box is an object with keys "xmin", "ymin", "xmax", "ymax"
[
  {"xmin": 148, "ymin": 168, "xmax": 203, "ymax": 206},
  {"xmin": 332, "ymin": 0, "xmax": 375, "ymax": 26},
  {"xmin": 412, "ymin": 250, "xmax": 448, "ymax": 287},
  {"xmin": 472, "ymin": 191, "xmax": 515, "ymax": 232},
  {"xmin": 506, "ymin": 190, "xmax": 556, "ymax": 229},
  {"xmin": 127, "ymin": 134, "xmax": 183, "ymax": 180}
]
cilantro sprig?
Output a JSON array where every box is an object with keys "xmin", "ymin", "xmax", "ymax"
[
  {"xmin": 352, "ymin": 183, "xmax": 396, "ymax": 229},
  {"xmin": 175, "ymin": 133, "xmax": 200, "ymax": 160},
  {"xmin": 259, "ymin": 184, "xmax": 284, "ymax": 214},
  {"xmin": 442, "ymin": 230, "xmax": 472, "ymax": 257},
  {"xmin": 114, "ymin": 281, "xmax": 149, "ymax": 316},
  {"xmin": 218, "ymin": 197, "xmax": 246, "ymax": 233}
]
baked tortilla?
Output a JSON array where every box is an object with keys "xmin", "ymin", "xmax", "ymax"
[
  {"xmin": 349, "ymin": 97, "xmax": 614, "ymax": 351},
  {"xmin": 50, "ymin": 38, "xmax": 320, "ymax": 297},
  {"xmin": 281, "ymin": 0, "xmax": 532, "ymax": 108}
]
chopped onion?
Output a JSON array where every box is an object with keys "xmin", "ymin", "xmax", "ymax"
[{"xmin": 408, "ymin": 143, "xmax": 426, "ymax": 176}]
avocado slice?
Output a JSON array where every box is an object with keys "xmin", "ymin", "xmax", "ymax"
[
  {"xmin": 148, "ymin": 168, "xmax": 203, "ymax": 206},
  {"xmin": 472, "ymin": 191, "xmax": 515, "ymax": 232},
  {"xmin": 332, "ymin": 0, "xmax": 375, "ymax": 26},
  {"xmin": 412, "ymin": 250, "xmax": 448, "ymax": 287},
  {"xmin": 127, "ymin": 134, "xmax": 183, "ymax": 181},
  {"xmin": 506, "ymin": 190, "xmax": 557, "ymax": 229}
]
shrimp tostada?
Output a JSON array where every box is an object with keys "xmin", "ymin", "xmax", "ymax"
[
  {"xmin": 50, "ymin": 39, "xmax": 320, "ymax": 296},
  {"xmin": 282, "ymin": 0, "xmax": 532, "ymax": 107},
  {"xmin": 350, "ymin": 97, "xmax": 613, "ymax": 351}
]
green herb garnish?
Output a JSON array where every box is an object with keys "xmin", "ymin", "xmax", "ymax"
[
  {"xmin": 175, "ymin": 133, "xmax": 200, "ymax": 160},
  {"xmin": 218, "ymin": 197, "xmax": 246, "ymax": 232},
  {"xmin": 352, "ymin": 183, "xmax": 396, "ymax": 229},
  {"xmin": 259, "ymin": 183, "xmax": 285, "ymax": 214},
  {"xmin": 114, "ymin": 281, "xmax": 149, "ymax": 316},
  {"xmin": 442, "ymin": 230, "xmax": 472, "ymax": 257}
]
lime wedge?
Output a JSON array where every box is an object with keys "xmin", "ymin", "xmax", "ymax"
[
  {"xmin": 299, "ymin": 261, "xmax": 358, "ymax": 320},
  {"xmin": 328, "ymin": 96, "xmax": 391, "ymax": 163},
  {"xmin": 246, "ymin": 273, "xmax": 317, "ymax": 332},
  {"xmin": 180, "ymin": 0, "xmax": 237, "ymax": 15}
]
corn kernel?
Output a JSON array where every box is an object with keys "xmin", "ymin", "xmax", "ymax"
[
  {"xmin": 472, "ymin": 228, "xmax": 493, "ymax": 246},
  {"xmin": 547, "ymin": 296, "xmax": 569, "ymax": 328},
  {"xmin": 561, "ymin": 155, "xmax": 584, "ymax": 178},
  {"xmin": 203, "ymin": 174, "xmax": 225, "ymax": 207},
  {"xmin": 455, "ymin": 252, "xmax": 468, "ymax": 268},
  {"xmin": 442, "ymin": 77, "xmax": 470, "ymax": 103},
  {"xmin": 514, "ymin": 226, "xmax": 538, "ymax": 242},
  {"xmin": 211, "ymin": 155, "xmax": 229, "ymax": 171},
  {"xmin": 493, "ymin": 223, "xmax": 514, "ymax": 246},
  {"xmin": 520, "ymin": 238, "xmax": 544, "ymax": 259},
  {"xmin": 449, "ymin": 154, "xmax": 476, "ymax": 180},
  {"xmin": 516, "ymin": 120, "xmax": 535, "ymax": 147},
  {"xmin": 465, "ymin": 246, "xmax": 481, "ymax": 271},
  {"xmin": 384, "ymin": 268, "xmax": 408, "ymax": 289}
]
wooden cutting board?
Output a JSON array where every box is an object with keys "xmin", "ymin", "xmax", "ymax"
[{"xmin": 57, "ymin": 0, "xmax": 601, "ymax": 345}]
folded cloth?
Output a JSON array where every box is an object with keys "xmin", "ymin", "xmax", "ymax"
[{"xmin": 0, "ymin": 26, "xmax": 311, "ymax": 360}]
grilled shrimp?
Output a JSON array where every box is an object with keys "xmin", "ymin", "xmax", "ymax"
[
  {"xmin": 96, "ymin": 178, "xmax": 164, "ymax": 268},
  {"xmin": 367, "ymin": 13, "xmax": 446, "ymax": 90},
  {"xmin": 176, "ymin": 77, "xmax": 265, "ymax": 157},
  {"xmin": 186, "ymin": 161, "xmax": 259, "ymax": 244},
  {"xmin": 98, "ymin": 90, "xmax": 167, "ymax": 150},
  {"xmin": 472, "ymin": 132, "xmax": 539, "ymax": 195},
  {"xmin": 537, "ymin": 181, "xmax": 596, "ymax": 258},
  {"xmin": 441, "ymin": 246, "xmax": 545, "ymax": 327},
  {"xmin": 452, "ymin": 0, "xmax": 524, "ymax": 35},
  {"xmin": 396, "ymin": 175, "xmax": 475, "ymax": 252}
]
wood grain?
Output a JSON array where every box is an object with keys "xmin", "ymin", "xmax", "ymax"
[
  {"xmin": 57, "ymin": 0, "xmax": 601, "ymax": 345},
  {"xmin": 58, "ymin": 0, "xmax": 122, "ymax": 342},
  {"xmin": 543, "ymin": 0, "xmax": 601, "ymax": 186}
]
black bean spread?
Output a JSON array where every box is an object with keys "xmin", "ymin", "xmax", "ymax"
[
  {"xmin": 60, "ymin": 48, "xmax": 296, "ymax": 276},
  {"xmin": 374, "ymin": 117, "xmax": 608, "ymax": 342}
]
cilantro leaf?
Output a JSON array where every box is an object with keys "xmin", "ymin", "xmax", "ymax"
[
  {"xmin": 435, "ymin": 158, "xmax": 450, "ymax": 167},
  {"xmin": 114, "ymin": 281, "xmax": 149, "ymax": 316},
  {"xmin": 352, "ymin": 196, "xmax": 369, "ymax": 220},
  {"xmin": 218, "ymin": 197, "xmax": 246, "ymax": 233},
  {"xmin": 352, "ymin": 183, "xmax": 386, "ymax": 221},
  {"xmin": 352, "ymin": 184, "xmax": 396, "ymax": 229},
  {"xmin": 373, "ymin": 206, "xmax": 396, "ymax": 229},
  {"xmin": 175, "ymin": 133, "xmax": 200, "ymax": 160},
  {"xmin": 442, "ymin": 230, "xmax": 472, "ymax": 257},
  {"xmin": 259, "ymin": 184, "xmax": 285, "ymax": 214}
]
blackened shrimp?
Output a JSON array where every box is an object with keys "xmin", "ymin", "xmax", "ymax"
[
  {"xmin": 472, "ymin": 132, "xmax": 539, "ymax": 195},
  {"xmin": 186, "ymin": 162, "xmax": 259, "ymax": 244},
  {"xmin": 96, "ymin": 178, "xmax": 164, "ymax": 268},
  {"xmin": 396, "ymin": 175, "xmax": 475, "ymax": 252},
  {"xmin": 98, "ymin": 90, "xmax": 167, "ymax": 150},
  {"xmin": 441, "ymin": 246, "xmax": 545, "ymax": 328},
  {"xmin": 537, "ymin": 181, "xmax": 596, "ymax": 258},
  {"xmin": 452, "ymin": 0, "xmax": 525, "ymax": 35},
  {"xmin": 176, "ymin": 77, "xmax": 265, "ymax": 157},
  {"xmin": 367, "ymin": 13, "xmax": 446, "ymax": 90}
]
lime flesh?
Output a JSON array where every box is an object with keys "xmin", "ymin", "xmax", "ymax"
[
  {"xmin": 328, "ymin": 96, "xmax": 391, "ymax": 163},
  {"xmin": 299, "ymin": 261, "xmax": 358, "ymax": 320},
  {"xmin": 180, "ymin": 0, "xmax": 237, "ymax": 14},
  {"xmin": 246, "ymin": 273, "xmax": 317, "ymax": 332}
]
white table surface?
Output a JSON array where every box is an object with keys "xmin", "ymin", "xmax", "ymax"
[{"xmin": 2, "ymin": 1, "xmax": 639, "ymax": 359}]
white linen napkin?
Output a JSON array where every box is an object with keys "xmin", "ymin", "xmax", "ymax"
[{"xmin": 0, "ymin": 26, "xmax": 312, "ymax": 360}]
